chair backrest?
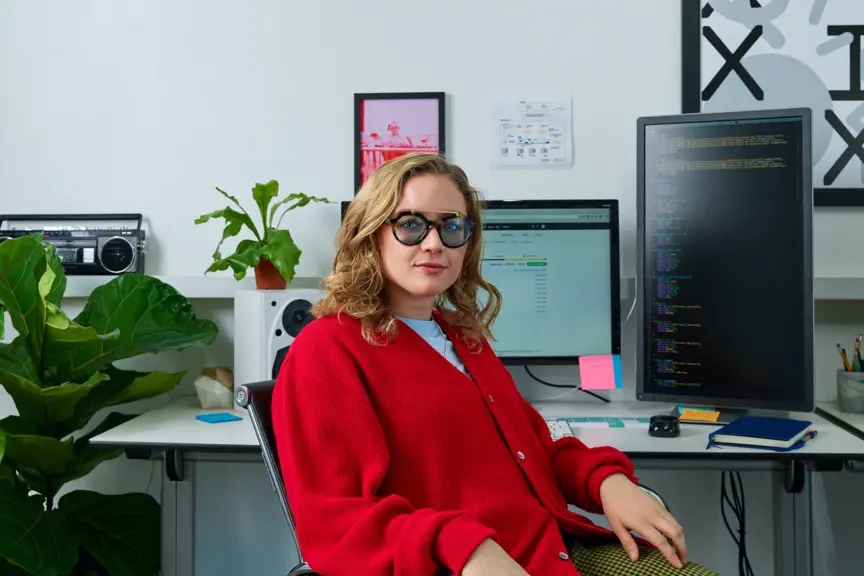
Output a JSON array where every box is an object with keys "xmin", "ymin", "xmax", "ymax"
[{"xmin": 236, "ymin": 380, "xmax": 317, "ymax": 575}]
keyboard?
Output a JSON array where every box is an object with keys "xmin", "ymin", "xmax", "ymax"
[{"xmin": 545, "ymin": 419, "xmax": 575, "ymax": 440}]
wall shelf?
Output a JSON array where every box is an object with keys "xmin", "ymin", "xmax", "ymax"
[
  {"xmin": 814, "ymin": 277, "xmax": 864, "ymax": 301},
  {"xmin": 58, "ymin": 276, "xmax": 864, "ymax": 301},
  {"xmin": 62, "ymin": 275, "xmax": 321, "ymax": 300}
]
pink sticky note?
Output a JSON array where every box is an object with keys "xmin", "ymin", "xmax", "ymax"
[{"xmin": 579, "ymin": 354, "xmax": 622, "ymax": 390}]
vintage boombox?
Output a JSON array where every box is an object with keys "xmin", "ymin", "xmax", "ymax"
[{"xmin": 0, "ymin": 213, "xmax": 146, "ymax": 275}]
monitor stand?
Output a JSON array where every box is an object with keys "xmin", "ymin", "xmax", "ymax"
[{"xmin": 670, "ymin": 405, "xmax": 751, "ymax": 426}]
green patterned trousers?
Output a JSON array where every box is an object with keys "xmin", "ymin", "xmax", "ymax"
[{"xmin": 570, "ymin": 541, "xmax": 720, "ymax": 575}]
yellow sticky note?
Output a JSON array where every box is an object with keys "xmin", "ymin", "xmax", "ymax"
[{"xmin": 679, "ymin": 408, "xmax": 720, "ymax": 423}]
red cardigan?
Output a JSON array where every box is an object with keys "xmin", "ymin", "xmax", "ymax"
[{"xmin": 271, "ymin": 310, "xmax": 638, "ymax": 576}]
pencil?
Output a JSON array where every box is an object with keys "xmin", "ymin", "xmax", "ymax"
[
  {"xmin": 856, "ymin": 334, "xmax": 863, "ymax": 369},
  {"xmin": 838, "ymin": 342, "xmax": 853, "ymax": 372}
]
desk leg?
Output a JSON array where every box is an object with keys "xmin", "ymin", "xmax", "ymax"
[
  {"xmin": 161, "ymin": 450, "xmax": 196, "ymax": 576},
  {"xmin": 792, "ymin": 468, "xmax": 813, "ymax": 576},
  {"xmin": 772, "ymin": 462, "xmax": 812, "ymax": 576}
]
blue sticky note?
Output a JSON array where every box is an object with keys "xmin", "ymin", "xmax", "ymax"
[
  {"xmin": 196, "ymin": 412, "xmax": 242, "ymax": 424},
  {"xmin": 612, "ymin": 354, "xmax": 623, "ymax": 389}
]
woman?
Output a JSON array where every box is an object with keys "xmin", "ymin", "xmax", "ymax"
[{"xmin": 271, "ymin": 153, "xmax": 717, "ymax": 575}]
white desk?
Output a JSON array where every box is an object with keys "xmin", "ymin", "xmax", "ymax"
[
  {"xmin": 814, "ymin": 402, "xmax": 864, "ymax": 475},
  {"xmin": 93, "ymin": 397, "xmax": 257, "ymax": 453},
  {"xmin": 91, "ymin": 398, "xmax": 864, "ymax": 576},
  {"xmin": 535, "ymin": 401, "xmax": 864, "ymax": 461},
  {"xmin": 815, "ymin": 402, "xmax": 864, "ymax": 436}
]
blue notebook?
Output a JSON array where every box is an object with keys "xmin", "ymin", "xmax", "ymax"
[{"xmin": 706, "ymin": 416, "xmax": 815, "ymax": 451}]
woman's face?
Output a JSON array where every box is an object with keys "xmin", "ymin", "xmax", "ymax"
[{"xmin": 377, "ymin": 174, "xmax": 470, "ymax": 317}]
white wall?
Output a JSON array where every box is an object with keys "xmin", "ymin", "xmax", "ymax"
[{"xmin": 2, "ymin": 1, "xmax": 863, "ymax": 574}]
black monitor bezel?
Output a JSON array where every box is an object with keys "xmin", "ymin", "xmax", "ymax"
[
  {"xmin": 635, "ymin": 107, "xmax": 814, "ymax": 412},
  {"xmin": 481, "ymin": 199, "xmax": 622, "ymax": 366}
]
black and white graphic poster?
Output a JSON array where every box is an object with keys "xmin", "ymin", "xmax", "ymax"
[{"xmin": 682, "ymin": 0, "xmax": 864, "ymax": 206}]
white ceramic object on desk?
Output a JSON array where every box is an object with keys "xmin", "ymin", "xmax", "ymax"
[{"xmin": 194, "ymin": 367, "xmax": 235, "ymax": 410}]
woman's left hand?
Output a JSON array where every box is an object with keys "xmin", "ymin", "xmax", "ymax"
[{"xmin": 598, "ymin": 473, "xmax": 687, "ymax": 568}]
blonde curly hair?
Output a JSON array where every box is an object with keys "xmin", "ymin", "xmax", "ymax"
[{"xmin": 313, "ymin": 153, "xmax": 502, "ymax": 350}]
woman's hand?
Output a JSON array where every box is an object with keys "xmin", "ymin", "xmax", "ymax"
[
  {"xmin": 462, "ymin": 539, "xmax": 531, "ymax": 576},
  {"xmin": 599, "ymin": 474, "xmax": 688, "ymax": 568}
]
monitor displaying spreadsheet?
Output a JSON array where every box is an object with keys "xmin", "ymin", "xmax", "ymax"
[{"xmin": 480, "ymin": 200, "xmax": 621, "ymax": 365}]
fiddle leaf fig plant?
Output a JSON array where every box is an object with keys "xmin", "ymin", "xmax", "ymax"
[
  {"xmin": 194, "ymin": 179, "xmax": 331, "ymax": 284},
  {"xmin": 0, "ymin": 235, "xmax": 219, "ymax": 576}
]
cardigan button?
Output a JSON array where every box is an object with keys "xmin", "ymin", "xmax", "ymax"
[
  {"xmin": 517, "ymin": 451, "xmax": 525, "ymax": 460},
  {"xmin": 559, "ymin": 551, "xmax": 569, "ymax": 560},
  {"xmin": 488, "ymin": 394, "xmax": 494, "ymax": 403}
]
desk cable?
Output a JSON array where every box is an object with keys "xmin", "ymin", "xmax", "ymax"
[
  {"xmin": 522, "ymin": 295, "xmax": 638, "ymax": 404},
  {"xmin": 721, "ymin": 470, "xmax": 754, "ymax": 576}
]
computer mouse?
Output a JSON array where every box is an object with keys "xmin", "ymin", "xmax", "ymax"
[{"xmin": 648, "ymin": 415, "xmax": 681, "ymax": 438}]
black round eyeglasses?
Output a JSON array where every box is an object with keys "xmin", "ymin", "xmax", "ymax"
[{"xmin": 384, "ymin": 211, "xmax": 475, "ymax": 248}]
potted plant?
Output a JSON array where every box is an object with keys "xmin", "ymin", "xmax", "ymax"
[
  {"xmin": 194, "ymin": 180, "xmax": 331, "ymax": 290},
  {"xmin": 0, "ymin": 235, "xmax": 218, "ymax": 576}
]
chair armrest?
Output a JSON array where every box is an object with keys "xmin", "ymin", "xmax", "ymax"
[
  {"xmin": 289, "ymin": 562, "xmax": 318, "ymax": 576},
  {"xmin": 638, "ymin": 483, "xmax": 670, "ymax": 512},
  {"xmin": 235, "ymin": 379, "xmax": 276, "ymax": 408}
]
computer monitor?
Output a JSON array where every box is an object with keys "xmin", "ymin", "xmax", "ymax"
[
  {"xmin": 480, "ymin": 200, "xmax": 621, "ymax": 365},
  {"xmin": 635, "ymin": 108, "xmax": 814, "ymax": 415}
]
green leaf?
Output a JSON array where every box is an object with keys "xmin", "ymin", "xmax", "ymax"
[
  {"xmin": 195, "ymin": 205, "xmax": 261, "ymax": 267},
  {"xmin": 3, "ymin": 412, "xmax": 135, "ymax": 495},
  {"xmin": 0, "ymin": 464, "xmax": 13, "ymax": 485},
  {"xmin": 60, "ymin": 490, "xmax": 160, "ymax": 576},
  {"xmin": 0, "ymin": 415, "xmax": 36, "ymax": 436},
  {"xmin": 0, "ymin": 339, "xmax": 163, "ymax": 439},
  {"xmin": 270, "ymin": 192, "xmax": 332, "ymax": 229},
  {"xmin": 42, "ymin": 303, "xmax": 120, "ymax": 375},
  {"xmin": 0, "ymin": 302, "xmax": 6, "ymax": 340},
  {"xmin": 204, "ymin": 238, "xmax": 262, "ymax": 281},
  {"xmin": 40, "ymin": 241, "xmax": 67, "ymax": 306},
  {"xmin": 0, "ymin": 558, "xmax": 36, "ymax": 575},
  {"xmin": 0, "ymin": 366, "xmax": 106, "ymax": 439},
  {"xmin": 71, "ymin": 366, "xmax": 186, "ymax": 423},
  {"xmin": 252, "ymin": 180, "xmax": 279, "ymax": 233},
  {"xmin": 0, "ymin": 340, "xmax": 45, "ymax": 423},
  {"xmin": 215, "ymin": 185, "xmax": 262, "ymax": 239},
  {"xmin": 0, "ymin": 480, "xmax": 78, "ymax": 576},
  {"xmin": 42, "ymin": 274, "xmax": 218, "ymax": 384},
  {"xmin": 260, "ymin": 228, "xmax": 302, "ymax": 284},
  {"xmin": 36, "ymin": 374, "xmax": 107, "ymax": 437},
  {"xmin": 3, "ymin": 435, "xmax": 78, "ymax": 491},
  {"xmin": 56, "ymin": 412, "xmax": 137, "ymax": 489},
  {"xmin": 0, "ymin": 236, "xmax": 48, "ymax": 371},
  {"xmin": 0, "ymin": 431, "xmax": 27, "ymax": 492},
  {"xmin": 45, "ymin": 302, "xmax": 118, "ymax": 345}
]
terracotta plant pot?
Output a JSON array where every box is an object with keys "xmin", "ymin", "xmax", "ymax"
[{"xmin": 254, "ymin": 259, "xmax": 287, "ymax": 290}]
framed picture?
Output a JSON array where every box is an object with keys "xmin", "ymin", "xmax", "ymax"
[
  {"xmin": 353, "ymin": 92, "xmax": 446, "ymax": 194},
  {"xmin": 682, "ymin": 1, "xmax": 864, "ymax": 206}
]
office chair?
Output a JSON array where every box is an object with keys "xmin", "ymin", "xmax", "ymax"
[
  {"xmin": 236, "ymin": 380, "xmax": 670, "ymax": 576},
  {"xmin": 235, "ymin": 380, "xmax": 317, "ymax": 576}
]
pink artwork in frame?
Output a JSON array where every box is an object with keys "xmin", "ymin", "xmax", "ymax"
[{"xmin": 354, "ymin": 92, "xmax": 446, "ymax": 194}]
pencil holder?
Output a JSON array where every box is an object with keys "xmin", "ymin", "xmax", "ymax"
[{"xmin": 837, "ymin": 369, "xmax": 864, "ymax": 414}]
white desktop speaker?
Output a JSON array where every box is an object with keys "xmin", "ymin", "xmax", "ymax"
[{"xmin": 233, "ymin": 288, "xmax": 322, "ymax": 389}]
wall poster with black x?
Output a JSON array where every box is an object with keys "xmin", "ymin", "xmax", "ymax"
[{"xmin": 682, "ymin": 0, "xmax": 864, "ymax": 207}]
